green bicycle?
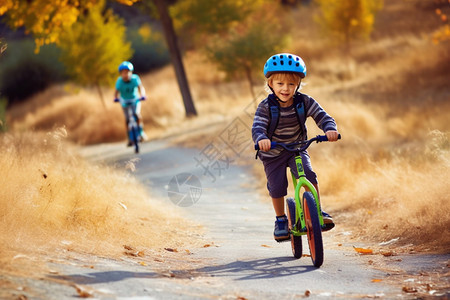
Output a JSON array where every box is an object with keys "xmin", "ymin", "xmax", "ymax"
[{"xmin": 256, "ymin": 134, "xmax": 341, "ymax": 268}]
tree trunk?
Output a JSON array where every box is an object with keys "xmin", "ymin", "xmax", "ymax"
[
  {"xmin": 153, "ymin": 0, "xmax": 197, "ymax": 117},
  {"xmin": 95, "ymin": 83, "xmax": 107, "ymax": 110},
  {"xmin": 244, "ymin": 65, "xmax": 257, "ymax": 108}
]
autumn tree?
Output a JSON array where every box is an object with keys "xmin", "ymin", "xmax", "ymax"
[
  {"xmin": 207, "ymin": 22, "xmax": 286, "ymax": 100},
  {"xmin": 315, "ymin": 0, "xmax": 383, "ymax": 50},
  {"xmin": 0, "ymin": 0, "xmax": 136, "ymax": 50},
  {"xmin": 58, "ymin": 1, "xmax": 132, "ymax": 108},
  {"xmin": 172, "ymin": 0, "xmax": 287, "ymax": 100}
]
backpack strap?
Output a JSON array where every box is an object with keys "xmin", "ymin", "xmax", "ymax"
[
  {"xmin": 267, "ymin": 95, "xmax": 280, "ymax": 140},
  {"xmin": 293, "ymin": 93, "xmax": 307, "ymax": 138},
  {"xmin": 266, "ymin": 93, "xmax": 307, "ymax": 141}
]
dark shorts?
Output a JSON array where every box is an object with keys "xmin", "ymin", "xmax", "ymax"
[{"xmin": 261, "ymin": 150, "xmax": 317, "ymax": 198}]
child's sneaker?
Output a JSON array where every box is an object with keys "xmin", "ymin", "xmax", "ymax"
[
  {"xmin": 127, "ymin": 140, "xmax": 133, "ymax": 147},
  {"xmin": 322, "ymin": 211, "xmax": 335, "ymax": 231},
  {"xmin": 274, "ymin": 215, "xmax": 290, "ymax": 242},
  {"xmin": 139, "ymin": 127, "xmax": 148, "ymax": 142}
]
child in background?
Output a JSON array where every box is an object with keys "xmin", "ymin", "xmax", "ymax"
[
  {"xmin": 252, "ymin": 53, "xmax": 339, "ymax": 242},
  {"xmin": 114, "ymin": 61, "xmax": 147, "ymax": 146}
]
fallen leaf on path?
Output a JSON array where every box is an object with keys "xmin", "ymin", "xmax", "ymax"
[
  {"xmin": 154, "ymin": 258, "xmax": 164, "ymax": 262},
  {"xmin": 261, "ymin": 244, "xmax": 272, "ymax": 248},
  {"xmin": 185, "ymin": 249, "xmax": 192, "ymax": 254},
  {"xmin": 302, "ymin": 254, "xmax": 311, "ymax": 257},
  {"xmin": 338, "ymin": 243, "xmax": 342, "ymax": 246},
  {"xmin": 381, "ymin": 251, "xmax": 396, "ymax": 257},
  {"xmin": 74, "ymin": 285, "xmax": 94, "ymax": 298},
  {"xmin": 164, "ymin": 248, "xmax": 178, "ymax": 252},
  {"xmin": 353, "ymin": 247, "xmax": 373, "ymax": 254},
  {"xmin": 372, "ymin": 279, "xmax": 383, "ymax": 282},
  {"xmin": 139, "ymin": 262, "xmax": 147, "ymax": 266},
  {"xmin": 137, "ymin": 251, "xmax": 145, "ymax": 257},
  {"xmin": 402, "ymin": 286, "xmax": 418, "ymax": 293},
  {"xmin": 123, "ymin": 245, "xmax": 135, "ymax": 251},
  {"xmin": 202, "ymin": 243, "xmax": 220, "ymax": 248},
  {"xmin": 305, "ymin": 290, "xmax": 311, "ymax": 297}
]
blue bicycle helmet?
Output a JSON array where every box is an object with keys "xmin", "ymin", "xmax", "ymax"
[
  {"xmin": 263, "ymin": 53, "xmax": 306, "ymax": 78},
  {"xmin": 118, "ymin": 61, "xmax": 134, "ymax": 72}
]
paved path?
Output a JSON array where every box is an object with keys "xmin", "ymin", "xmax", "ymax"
[{"xmin": 66, "ymin": 140, "xmax": 403, "ymax": 299}]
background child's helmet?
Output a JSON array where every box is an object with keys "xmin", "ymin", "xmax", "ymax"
[
  {"xmin": 118, "ymin": 61, "xmax": 134, "ymax": 72},
  {"xmin": 263, "ymin": 53, "xmax": 306, "ymax": 78}
]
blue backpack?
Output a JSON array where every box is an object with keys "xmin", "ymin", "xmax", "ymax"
[{"xmin": 266, "ymin": 92, "xmax": 307, "ymax": 140}]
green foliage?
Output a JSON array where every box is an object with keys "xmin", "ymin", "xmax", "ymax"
[
  {"xmin": 315, "ymin": 0, "xmax": 383, "ymax": 46},
  {"xmin": 0, "ymin": 39, "xmax": 66, "ymax": 104},
  {"xmin": 208, "ymin": 22, "xmax": 286, "ymax": 82},
  {"xmin": 127, "ymin": 24, "xmax": 170, "ymax": 74},
  {"xmin": 171, "ymin": 0, "xmax": 265, "ymax": 49},
  {"xmin": 171, "ymin": 0, "xmax": 260, "ymax": 35},
  {"xmin": 204, "ymin": 2, "xmax": 288, "ymax": 96},
  {"xmin": 58, "ymin": 1, "xmax": 132, "ymax": 92}
]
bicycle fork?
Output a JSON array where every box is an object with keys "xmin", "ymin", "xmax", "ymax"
[{"xmin": 291, "ymin": 154, "xmax": 325, "ymax": 235}]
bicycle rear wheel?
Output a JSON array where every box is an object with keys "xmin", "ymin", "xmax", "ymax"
[
  {"xmin": 303, "ymin": 192, "xmax": 323, "ymax": 267},
  {"xmin": 286, "ymin": 197, "xmax": 302, "ymax": 259}
]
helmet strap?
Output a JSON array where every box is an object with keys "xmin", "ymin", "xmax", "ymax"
[
  {"xmin": 269, "ymin": 85, "xmax": 300, "ymax": 104},
  {"xmin": 269, "ymin": 87, "xmax": 288, "ymax": 104}
]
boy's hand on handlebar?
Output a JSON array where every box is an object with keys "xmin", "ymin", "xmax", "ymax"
[
  {"xmin": 258, "ymin": 139, "xmax": 272, "ymax": 152},
  {"xmin": 326, "ymin": 130, "xmax": 339, "ymax": 142}
]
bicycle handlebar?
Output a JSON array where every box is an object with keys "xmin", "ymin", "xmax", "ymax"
[
  {"xmin": 114, "ymin": 96, "xmax": 146, "ymax": 103},
  {"xmin": 255, "ymin": 134, "xmax": 341, "ymax": 152}
]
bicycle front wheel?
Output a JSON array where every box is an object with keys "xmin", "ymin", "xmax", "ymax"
[
  {"xmin": 286, "ymin": 197, "xmax": 302, "ymax": 259},
  {"xmin": 130, "ymin": 126, "xmax": 140, "ymax": 154},
  {"xmin": 303, "ymin": 191, "xmax": 324, "ymax": 267}
]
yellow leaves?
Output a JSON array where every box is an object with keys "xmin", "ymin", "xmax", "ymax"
[
  {"xmin": 138, "ymin": 24, "xmax": 152, "ymax": 42},
  {"xmin": 315, "ymin": 0, "xmax": 383, "ymax": 43},
  {"xmin": 115, "ymin": 0, "xmax": 139, "ymax": 5},
  {"xmin": 1, "ymin": 0, "xmax": 99, "ymax": 50},
  {"xmin": 353, "ymin": 246, "xmax": 373, "ymax": 254},
  {"xmin": 0, "ymin": 0, "xmax": 14, "ymax": 15},
  {"xmin": 432, "ymin": 25, "xmax": 450, "ymax": 45}
]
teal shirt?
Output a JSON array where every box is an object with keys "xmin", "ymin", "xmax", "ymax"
[{"xmin": 115, "ymin": 74, "xmax": 141, "ymax": 104}]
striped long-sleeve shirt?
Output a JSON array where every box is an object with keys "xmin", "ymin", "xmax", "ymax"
[{"xmin": 252, "ymin": 92, "xmax": 337, "ymax": 159}]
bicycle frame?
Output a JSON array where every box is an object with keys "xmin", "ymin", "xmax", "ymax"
[
  {"xmin": 255, "ymin": 134, "xmax": 341, "ymax": 236},
  {"xmin": 126, "ymin": 105, "xmax": 140, "ymax": 153},
  {"xmin": 290, "ymin": 153, "xmax": 324, "ymax": 236}
]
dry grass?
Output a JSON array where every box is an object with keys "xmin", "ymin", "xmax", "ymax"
[
  {"xmin": 4, "ymin": 0, "xmax": 450, "ymax": 253},
  {"xmin": 0, "ymin": 129, "xmax": 202, "ymax": 266}
]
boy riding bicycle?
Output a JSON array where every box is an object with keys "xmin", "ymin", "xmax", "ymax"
[
  {"xmin": 114, "ymin": 61, "xmax": 148, "ymax": 146},
  {"xmin": 252, "ymin": 53, "xmax": 339, "ymax": 242}
]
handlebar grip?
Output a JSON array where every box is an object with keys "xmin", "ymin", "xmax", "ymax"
[
  {"xmin": 140, "ymin": 96, "xmax": 147, "ymax": 101},
  {"xmin": 114, "ymin": 98, "xmax": 120, "ymax": 103},
  {"xmin": 317, "ymin": 134, "xmax": 342, "ymax": 142},
  {"xmin": 254, "ymin": 141, "xmax": 278, "ymax": 150}
]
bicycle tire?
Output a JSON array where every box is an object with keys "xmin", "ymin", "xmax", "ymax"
[
  {"xmin": 131, "ymin": 126, "xmax": 139, "ymax": 154},
  {"xmin": 286, "ymin": 197, "xmax": 302, "ymax": 259},
  {"xmin": 303, "ymin": 191, "xmax": 324, "ymax": 267}
]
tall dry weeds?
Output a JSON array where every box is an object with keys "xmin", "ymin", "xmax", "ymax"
[{"xmin": 0, "ymin": 129, "xmax": 200, "ymax": 262}]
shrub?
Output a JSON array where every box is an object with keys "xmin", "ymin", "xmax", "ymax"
[
  {"xmin": 0, "ymin": 39, "xmax": 66, "ymax": 105},
  {"xmin": 127, "ymin": 24, "xmax": 170, "ymax": 74}
]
